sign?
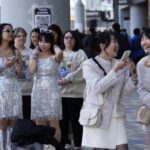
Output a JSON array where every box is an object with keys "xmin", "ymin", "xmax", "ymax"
[
  {"xmin": 34, "ymin": 7, "xmax": 52, "ymax": 30},
  {"xmin": 118, "ymin": 0, "xmax": 129, "ymax": 4}
]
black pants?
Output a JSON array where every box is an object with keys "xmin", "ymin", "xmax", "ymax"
[
  {"xmin": 22, "ymin": 95, "xmax": 31, "ymax": 119},
  {"xmin": 60, "ymin": 97, "xmax": 83, "ymax": 147}
]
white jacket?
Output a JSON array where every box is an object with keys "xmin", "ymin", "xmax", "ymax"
[
  {"xmin": 82, "ymin": 56, "xmax": 136, "ymax": 129},
  {"xmin": 60, "ymin": 49, "xmax": 87, "ymax": 98},
  {"xmin": 137, "ymin": 55, "xmax": 150, "ymax": 107}
]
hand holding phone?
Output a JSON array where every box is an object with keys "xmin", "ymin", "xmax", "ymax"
[
  {"xmin": 9, "ymin": 56, "xmax": 16, "ymax": 61},
  {"xmin": 121, "ymin": 50, "xmax": 131, "ymax": 61}
]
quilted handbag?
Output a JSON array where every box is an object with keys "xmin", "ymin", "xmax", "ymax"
[
  {"xmin": 136, "ymin": 104, "xmax": 150, "ymax": 125},
  {"xmin": 79, "ymin": 106, "xmax": 102, "ymax": 128}
]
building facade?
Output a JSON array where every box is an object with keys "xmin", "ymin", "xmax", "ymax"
[{"xmin": 118, "ymin": 0, "xmax": 147, "ymax": 36}]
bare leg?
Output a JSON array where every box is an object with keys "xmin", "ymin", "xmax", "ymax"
[
  {"xmin": 49, "ymin": 120, "xmax": 61, "ymax": 142},
  {"xmin": 94, "ymin": 148, "xmax": 108, "ymax": 150},
  {"xmin": 0, "ymin": 120, "xmax": 9, "ymax": 150},
  {"xmin": 116, "ymin": 144, "xmax": 128, "ymax": 150},
  {"xmin": 147, "ymin": 132, "xmax": 150, "ymax": 149},
  {"xmin": 36, "ymin": 120, "xmax": 48, "ymax": 125}
]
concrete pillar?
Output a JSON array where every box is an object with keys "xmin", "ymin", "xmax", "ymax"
[
  {"xmin": 113, "ymin": 0, "xmax": 119, "ymax": 22},
  {"xmin": 74, "ymin": 0, "xmax": 85, "ymax": 32},
  {"xmin": 0, "ymin": 0, "xmax": 70, "ymax": 45},
  {"xmin": 130, "ymin": 4, "xmax": 147, "ymax": 36}
]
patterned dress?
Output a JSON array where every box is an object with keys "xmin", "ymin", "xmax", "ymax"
[
  {"xmin": 31, "ymin": 56, "xmax": 62, "ymax": 120},
  {"xmin": 0, "ymin": 57, "xmax": 22, "ymax": 119}
]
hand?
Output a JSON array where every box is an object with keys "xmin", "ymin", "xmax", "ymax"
[
  {"xmin": 31, "ymin": 49, "xmax": 40, "ymax": 60},
  {"xmin": 15, "ymin": 64, "xmax": 22, "ymax": 76},
  {"xmin": 144, "ymin": 60, "xmax": 150, "ymax": 67},
  {"xmin": 58, "ymin": 78, "xmax": 70, "ymax": 85},
  {"xmin": 113, "ymin": 59, "xmax": 128, "ymax": 72},
  {"xmin": 127, "ymin": 59, "xmax": 136, "ymax": 74},
  {"xmin": 5, "ymin": 56, "xmax": 17, "ymax": 68}
]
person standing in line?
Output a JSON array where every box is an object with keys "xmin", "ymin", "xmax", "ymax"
[
  {"xmin": 0, "ymin": 23, "xmax": 22, "ymax": 150},
  {"xmin": 48, "ymin": 24, "xmax": 62, "ymax": 47},
  {"xmin": 58, "ymin": 30, "xmax": 87, "ymax": 150},
  {"xmin": 29, "ymin": 31, "xmax": 63, "ymax": 142},
  {"xmin": 112, "ymin": 22, "xmax": 130, "ymax": 59},
  {"xmin": 137, "ymin": 28, "xmax": 150, "ymax": 149},
  {"xmin": 130, "ymin": 28, "xmax": 145, "ymax": 64},
  {"xmin": 81, "ymin": 30, "xmax": 137, "ymax": 150},
  {"xmin": 29, "ymin": 28, "xmax": 40, "ymax": 50},
  {"xmin": 14, "ymin": 27, "xmax": 33, "ymax": 119}
]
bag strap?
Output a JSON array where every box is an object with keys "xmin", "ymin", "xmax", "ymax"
[{"xmin": 92, "ymin": 58, "xmax": 107, "ymax": 75}]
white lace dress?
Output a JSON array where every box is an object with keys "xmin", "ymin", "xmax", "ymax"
[
  {"xmin": 31, "ymin": 56, "xmax": 62, "ymax": 120},
  {"xmin": 0, "ymin": 57, "xmax": 22, "ymax": 119}
]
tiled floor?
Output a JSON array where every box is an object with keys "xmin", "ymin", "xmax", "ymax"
[{"xmin": 125, "ymin": 90, "xmax": 148, "ymax": 150}]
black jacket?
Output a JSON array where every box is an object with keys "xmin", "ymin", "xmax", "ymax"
[{"xmin": 11, "ymin": 119, "xmax": 65, "ymax": 150}]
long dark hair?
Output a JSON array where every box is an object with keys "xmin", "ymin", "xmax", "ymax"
[
  {"xmin": 39, "ymin": 32, "xmax": 55, "ymax": 54},
  {"xmin": 29, "ymin": 28, "xmax": 40, "ymax": 49},
  {"xmin": 48, "ymin": 24, "xmax": 62, "ymax": 46},
  {"xmin": 0, "ymin": 23, "xmax": 15, "ymax": 52}
]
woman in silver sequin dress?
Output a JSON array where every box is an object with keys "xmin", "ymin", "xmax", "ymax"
[
  {"xmin": 29, "ymin": 31, "xmax": 63, "ymax": 141},
  {"xmin": 0, "ymin": 23, "xmax": 22, "ymax": 150}
]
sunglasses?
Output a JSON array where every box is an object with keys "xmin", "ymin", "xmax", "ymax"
[
  {"xmin": 64, "ymin": 36, "xmax": 74, "ymax": 40},
  {"xmin": 3, "ymin": 29, "xmax": 14, "ymax": 34},
  {"xmin": 40, "ymin": 30, "xmax": 51, "ymax": 34}
]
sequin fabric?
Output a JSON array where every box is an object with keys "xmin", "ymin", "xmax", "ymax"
[
  {"xmin": 31, "ymin": 56, "xmax": 62, "ymax": 120},
  {"xmin": 0, "ymin": 57, "xmax": 22, "ymax": 119}
]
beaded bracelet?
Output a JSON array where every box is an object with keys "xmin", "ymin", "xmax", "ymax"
[{"xmin": 31, "ymin": 52, "xmax": 38, "ymax": 60}]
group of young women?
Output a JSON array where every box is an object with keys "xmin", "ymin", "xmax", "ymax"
[{"xmin": 0, "ymin": 22, "xmax": 150, "ymax": 150}]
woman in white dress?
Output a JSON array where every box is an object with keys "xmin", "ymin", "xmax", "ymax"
[
  {"xmin": 81, "ymin": 30, "xmax": 137, "ymax": 150},
  {"xmin": 137, "ymin": 28, "xmax": 150, "ymax": 149},
  {"xmin": 29, "ymin": 31, "xmax": 63, "ymax": 141},
  {"xmin": 0, "ymin": 23, "xmax": 22, "ymax": 150}
]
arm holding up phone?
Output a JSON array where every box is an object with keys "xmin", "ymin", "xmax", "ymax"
[
  {"xmin": 29, "ymin": 47, "xmax": 40, "ymax": 74},
  {"xmin": 15, "ymin": 49, "xmax": 23, "ymax": 76},
  {"xmin": 53, "ymin": 45, "xmax": 63, "ymax": 64}
]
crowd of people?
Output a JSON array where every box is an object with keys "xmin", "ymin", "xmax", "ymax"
[{"xmin": 0, "ymin": 22, "xmax": 149, "ymax": 150}]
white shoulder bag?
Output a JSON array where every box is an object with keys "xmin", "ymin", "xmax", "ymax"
[{"xmin": 79, "ymin": 58, "xmax": 106, "ymax": 128}]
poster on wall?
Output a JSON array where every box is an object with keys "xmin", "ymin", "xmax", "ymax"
[{"xmin": 34, "ymin": 7, "xmax": 52, "ymax": 30}]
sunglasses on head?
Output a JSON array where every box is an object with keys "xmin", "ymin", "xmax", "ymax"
[
  {"xmin": 40, "ymin": 30, "xmax": 51, "ymax": 34},
  {"xmin": 3, "ymin": 29, "xmax": 14, "ymax": 34}
]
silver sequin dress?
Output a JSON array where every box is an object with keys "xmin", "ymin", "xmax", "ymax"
[
  {"xmin": 0, "ymin": 57, "xmax": 22, "ymax": 119},
  {"xmin": 31, "ymin": 56, "xmax": 62, "ymax": 120}
]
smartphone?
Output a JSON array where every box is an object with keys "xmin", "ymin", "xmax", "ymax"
[{"xmin": 121, "ymin": 50, "xmax": 131, "ymax": 61}]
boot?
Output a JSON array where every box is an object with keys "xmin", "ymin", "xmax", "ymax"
[{"xmin": 0, "ymin": 129, "xmax": 6, "ymax": 150}]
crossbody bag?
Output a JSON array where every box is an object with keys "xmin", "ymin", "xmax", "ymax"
[{"xmin": 79, "ymin": 57, "xmax": 107, "ymax": 128}]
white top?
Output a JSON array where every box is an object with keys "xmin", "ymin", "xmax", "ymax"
[
  {"xmin": 82, "ymin": 56, "xmax": 136, "ymax": 129},
  {"xmin": 59, "ymin": 49, "xmax": 88, "ymax": 98},
  {"xmin": 137, "ymin": 55, "xmax": 150, "ymax": 107},
  {"xmin": 18, "ymin": 48, "xmax": 33, "ymax": 95}
]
